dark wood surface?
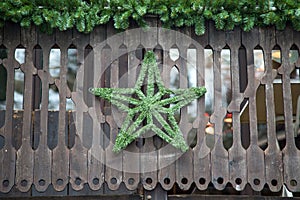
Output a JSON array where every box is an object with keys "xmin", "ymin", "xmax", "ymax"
[{"xmin": 0, "ymin": 20, "xmax": 299, "ymax": 198}]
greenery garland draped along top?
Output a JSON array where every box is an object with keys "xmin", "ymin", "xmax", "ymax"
[
  {"xmin": 90, "ymin": 51, "xmax": 206, "ymax": 153},
  {"xmin": 1, "ymin": 0, "xmax": 300, "ymax": 35}
]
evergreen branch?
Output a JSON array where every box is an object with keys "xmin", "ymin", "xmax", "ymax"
[{"xmin": 1, "ymin": 0, "xmax": 299, "ymax": 35}]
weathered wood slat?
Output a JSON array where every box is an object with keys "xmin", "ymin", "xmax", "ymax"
[
  {"xmin": 16, "ymin": 26, "xmax": 37, "ymax": 192},
  {"xmin": 105, "ymin": 114, "xmax": 123, "ymax": 191},
  {"xmin": 191, "ymin": 27, "xmax": 211, "ymax": 191},
  {"xmin": 176, "ymin": 28, "xmax": 194, "ymax": 191},
  {"xmin": 157, "ymin": 28, "xmax": 177, "ymax": 191},
  {"xmin": 242, "ymin": 27, "xmax": 265, "ymax": 192},
  {"xmin": 87, "ymin": 107, "xmax": 105, "ymax": 191},
  {"xmin": 104, "ymin": 26, "xmax": 123, "ymax": 190},
  {"xmin": 260, "ymin": 27, "xmax": 280, "ymax": 192},
  {"xmin": 209, "ymin": 22, "xmax": 229, "ymax": 190},
  {"xmin": 264, "ymin": 27, "xmax": 286, "ymax": 192},
  {"xmin": 87, "ymin": 25, "xmax": 106, "ymax": 191},
  {"xmin": 51, "ymin": 30, "xmax": 72, "ymax": 192},
  {"xmin": 33, "ymin": 30, "xmax": 55, "ymax": 192},
  {"xmin": 226, "ymin": 28, "xmax": 247, "ymax": 191},
  {"xmin": 279, "ymin": 27, "xmax": 300, "ymax": 192},
  {"xmin": 0, "ymin": 22, "xmax": 20, "ymax": 193},
  {"xmin": 69, "ymin": 30, "xmax": 89, "ymax": 191},
  {"xmin": 140, "ymin": 17, "xmax": 159, "ymax": 191},
  {"xmin": 122, "ymin": 28, "xmax": 140, "ymax": 191},
  {"xmin": 0, "ymin": 22, "xmax": 299, "ymax": 195}
]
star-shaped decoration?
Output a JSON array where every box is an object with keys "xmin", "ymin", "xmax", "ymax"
[{"xmin": 90, "ymin": 51, "xmax": 206, "ymax": 153}]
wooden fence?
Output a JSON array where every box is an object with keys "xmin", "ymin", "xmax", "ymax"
[{"xmin": 0, "ymin": 19, "xmax": 300, "ymax": 198}]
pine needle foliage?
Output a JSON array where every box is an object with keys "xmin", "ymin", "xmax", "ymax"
[{"xmin": 0, "ymin": 0, "xmax": 299, "ymax": 34}]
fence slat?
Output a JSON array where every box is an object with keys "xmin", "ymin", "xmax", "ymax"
[
  {"xmin": 242, "ymin": 27, "xmax": 265, "ymax": 192},
  {"xmin": 87, "ymin": 25, "xmax": 106, "ymax": 191},
  {"xmin": 176, "ymin": 28, "xmax": 194, "ymax": 190},
  {"xmin": 140, "ymin": 18, "xmax": 159, "ymax": 191},
  {"xmin": 122, "ymin": 27, "xmax": 141, "ymax": 191},
  {"xmin": 226, "ymin": 28, "xmax": 247, "ymax": 191},
  {"xmin": 278, "ymin": 27, "xmax": 300, "ymax": 192},
  {"xmin": 69, "ymin": 30, "xmax": 90, "ymax": 191},
  {"xmin": 259, "ymin": 27, "xmax": 279, "ymax": 192},
  {"xmin": 209, "ymin": 22, "xmax": 229, "ymax": 190},
  {"xmin": 33, "ymin": 30, "xmax": 55, "ymax": 192},
  {"xmin": 0, "ymin": 22, "xmax": 299, "ymax": 195},
  {"xmin": 104, "ymin": 26, "xmax": 123, "ymax": 190},
  {"xmin": 262, "ymin": 27, "xmax": 283, "ymax": 192},
  {"xmin": 0, "ymin": 22, "xmax": 20, "ymax": 193},
  {"xmin": 157, "ymin": 28, "xmax": 177, "ymax": 191},
  {"xmin": 16, "ymin": 26, "xmax": 37, "ymax": 192},
  {"xmin": 191, "ymin": 27, "xmax": 211, "ymax": 191},
  {"xmin": 51, "ymin": 30, "xmax": 72, "ymax": 192}
]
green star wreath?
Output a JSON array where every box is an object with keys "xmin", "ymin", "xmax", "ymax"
[{"xmin": 90, "ymin": 51, "xmax": 206, "ymax": 153}]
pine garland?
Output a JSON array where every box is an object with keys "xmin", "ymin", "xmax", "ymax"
[
  {"xmin": 1, "ymin": 0, "xmax": 300, "ymax": 35},
  {"xmin": 90, "ymin": 51, "xmax": 206, "ymax": 153}
]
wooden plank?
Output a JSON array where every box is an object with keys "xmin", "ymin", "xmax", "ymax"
[
  {"xmin": 226, "ymin": 27, "xmax": 247, "ymax": 191},
  {"xmin": 260, "ymin": 27, "xmax": 281, "ymax": 192},
  {"xmin": 176, "ymin": 27, "xmax": 193, "ymax": 191},
  {"xmin": 242, "ymin": 27, "xmax": 265, "ymax": 192},
  {"xmin": 208, "ymin": 22, "xmax": 229, "ymax": 190},
  {"xmin": 33, "ymin": 110, "xmax": 51, "ymax": 191},
  {"xmin": 84, "ymin": 111, "xmax": 103, "ymax": 190},
  {"xmin": 104, "ymin": 23, "xmax": 123, "ymax": 191},
  {"xmin": 105, "ymin": 115, "xmax": 123, "ymax": 191},
  {"xmin": 280, "ymin": 26, "xmax": 300, "ymax": 192},
  {"xmin": 0, "ymin": 22, "xmax": 20, "ymax": 193},
  {"xmin": 122, "ymin": 28, "xmax": 140, "ymax": 191},
  {"xmin": 51, "ymin": 29, "xmax": 72, "ymax": 192},
  {"xmin": 16, "ymin": 25, "xmax": 37, "ymax": 192},
  {"xmin": 69, "ymin": 29, "xmax": 90, "ymax": 192},
  {"xmin": 87, "ymin": 108, "xmax": 105, "ymax": 192},
  {"xmin": 87, "ymin": 25, "xmax": 106, "ymax": 192},
  {"xmin": 140, "ymin": 16, "xmax": 159, "ymax": 191},
  {"xmin": 190, "ymin": 24, "xmax": 211, "ymax": 191},
  {"xmin": 69, "ymin": 111, "xmax": 88, "ymax": 192},
  {"xmin": 33, "ymin": 30, "xmax": 55, "ymax": 192},
  {"xmin": 158, "ymin": 27, "xmax": 177, "ymax": 191}
]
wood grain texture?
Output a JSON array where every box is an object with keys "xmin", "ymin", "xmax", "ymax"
[
  {"xmin": 51, "ymin": 29, "xmax": 72, "ymax": 192},
  {"xmin": 208, "ymin": 22, "xmax": 229, "ymax": 190},
  {"xmin": 157, "ymin": 27, "xmax": 177, "ymax": 191},
  {"xmin": 16, "ymin": 26, "xmax": 37, "ymax": 192},
  {"xmin": 279, "ymin": 26, "xmax": 300, "ymax": 192},
  {"xmin": 226, "ymin": 28, "xmax": 247, "ymax": 191},
  {"xmin": 69, "ymin": 30, "xmax": 89, "ymax": 191},
  {"xmin": 0, "ymin": 22, "xmax": 20, "ymax": 193},
  {"xmin": 242, "ymin": 27, "xmax": 265, "ymax": 192},
  {"xmin": 191, "ymin": 25, "xmax": 211, "ymax": 191},
  {"xmin": 33, "ymin": 30, "xmax": 55, "ymax": 192},
  {"xmin": 0, "ymin": 22, "xmax": 299, "ymax": 195},
  {"xmin": 176, "ymin": 27, "xmax": 194, "ymax": 191}
]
